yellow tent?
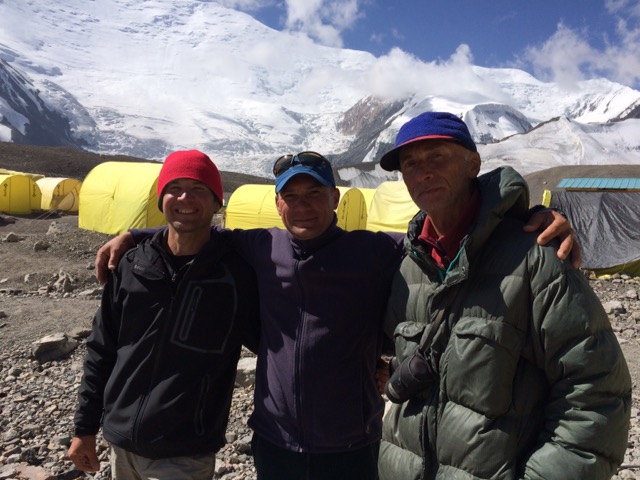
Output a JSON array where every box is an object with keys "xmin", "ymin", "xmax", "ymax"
[
  {"xmin": 335, "ymin": 187, "xmax": 369, "ymax": 231},
  {"xmin": 0, "ymin": 168, "xmax": 44, "ymax": 181},
  {"xmin": 36, "ymin": 177, "xmax": 82, "ymax": 212},
  {"xmin": 225, "ymin": 185, "xmax": 369, "ymax": 231},
  {"xmin": 366, "ymin": 181, "xmax": 418, "ymax": 232},
  {"xmin": 225, "ymin": 185, "xmax": 284, "ymax": 229},
  {"xmin": 359, "ymin": 187, "xmax": 377, "ymax": 212},
  {"xmin": 0, "ymin": 174, "xmax": 42, "ymax": 214},
  {"xmin": 79, "ymin": 161, "xmax": 166, "ymax": 234}
]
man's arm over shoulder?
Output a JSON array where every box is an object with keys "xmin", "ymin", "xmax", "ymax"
[
  {"xmin": 94, "ymin": 227, "xmax": 165, "ymax": 284},
  {"xmin": 524, "ymin": 207, "xmax": 581, "ymax": 268},
  {"xmin": 224, "ymin": 227, "xmax": 274, "ymax": 264}
]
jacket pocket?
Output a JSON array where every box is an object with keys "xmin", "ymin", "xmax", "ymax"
[
  {"xmin": 193, "ymin": 374, "xmax": 211, "ymax": 437},
  {"xmin": 445, "ymin": 317, "xmax": 525, "ymax": 417},
  {"xmin": 393, "ymin": 321, "xmax": 426, "ymax": 362},
  {"xmin": 171, "ymin": 272, "xmax": 238, "ymax": 353}
]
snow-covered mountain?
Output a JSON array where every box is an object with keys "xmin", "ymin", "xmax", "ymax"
[{"xmin": 0, "ymin": 0, "xmax": 638, "ymax": 185}]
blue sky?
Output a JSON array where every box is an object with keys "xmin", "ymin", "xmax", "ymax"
[{"xmin": 226, "ymin": 0, "xmax": 640, "ymax": 89}]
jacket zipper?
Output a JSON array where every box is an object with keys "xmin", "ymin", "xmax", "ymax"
[
  {"xmin": 131, "ymin": 244, "xmax": 182, "ymax": 451},
  {"xmin": 293, "ymin": 258, "xmax": 307, "ymax": 452}
]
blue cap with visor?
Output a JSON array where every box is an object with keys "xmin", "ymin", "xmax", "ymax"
[{"xmin": 273, "ymin": 151, "xmax": 336, "ymax": 193}]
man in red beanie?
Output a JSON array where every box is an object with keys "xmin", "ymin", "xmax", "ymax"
[{"xmin": 68, "ymin": 150, "xmax": 259, "ymax": 479}]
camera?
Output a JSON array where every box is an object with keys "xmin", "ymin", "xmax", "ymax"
[{"xmin": 385, "ymin": 348, "xmax": 437, "ymax": 404}]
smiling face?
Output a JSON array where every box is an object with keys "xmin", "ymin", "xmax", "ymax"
[
  {"xmin": 275, "ymin": 174, "xmax": 340, "ymax": 241},
  {"xmin": 399, "ymin": 140, "xmax": 480, "ymax": 230},
  {"xmin": 161, "ymin": 178, "xmax": 220, "ymax": 237}
]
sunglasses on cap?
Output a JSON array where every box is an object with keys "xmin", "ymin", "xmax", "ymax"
[{"xmin": 272, "ymin": 151, "xmax": 332, "ymax": 177}]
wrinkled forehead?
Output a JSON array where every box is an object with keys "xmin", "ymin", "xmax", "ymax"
[{"xmin": 399, "ymin": 138, "xmax": 467, "ymax": 158}]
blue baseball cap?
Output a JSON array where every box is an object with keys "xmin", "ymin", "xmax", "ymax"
[
  {"xmin": 380, "ymin": 112, "xmax": 477, "ymax": 171},
  {"xmin": 273, "ymin": 151, "xmax": 336, "ymax": 193}
]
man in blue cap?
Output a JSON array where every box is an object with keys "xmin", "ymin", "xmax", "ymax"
[
  {"xmin": 377, "ymin": 112, "xmax": 631, "ymax": 479},
  {"xmin": 94, "ymin": 144, "xmax": 578, "ymax": 480}
]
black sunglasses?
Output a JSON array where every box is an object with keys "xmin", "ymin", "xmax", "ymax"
[{"xmin": 272, "ymin": 151, "xmax": 332, "ymax": 177}]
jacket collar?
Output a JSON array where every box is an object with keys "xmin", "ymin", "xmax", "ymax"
[
  {"xmin": 288, "ymin": 215, "xmax": 344, "ymax": 259},
  {"xmin": 405, "ymin": 167, "xmax": 530, "ymax": 281}
]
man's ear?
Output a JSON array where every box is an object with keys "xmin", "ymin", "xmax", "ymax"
[
  {"xmin": 213, "ymin": 197, "xmax": 222, "ymax": 214},
  {"xmin": 275, "ymin": 194, "xmax": 283, "ymax": 216},
  {"xmin": 332, "ymin": 187, "xmax": 340, "ymax": 209},
  {"xmin": 468, "ymin": 152, "xmax": 481, "ymax": 178}
]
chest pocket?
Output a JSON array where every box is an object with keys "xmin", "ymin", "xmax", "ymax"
[
  {"xmin": 170, "ymin": 267, "xmax": 238, "ymax": 354},
  {"xmin": 445, "ymin": 317, "xmax": 525, "ymax": 418},
  {"xmin": 393, "ymin": 321, "xmax": 427, "ymax": 362}
]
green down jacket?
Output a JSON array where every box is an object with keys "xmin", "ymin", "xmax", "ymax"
[{"xmin": 379, "ymin": 167, "xmax": 631, "ymax": 480}]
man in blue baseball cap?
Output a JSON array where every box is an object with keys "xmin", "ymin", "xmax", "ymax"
[
  {"xmin": 377, "ymin": 111, "xmax": 631, "ymax": 480},
  {"xmin": 272, "ymin": 151, "xmax": 339, "ymax": 241},
  {"xmin": 380, "ymin": 111, "xmax": 477, "ymax": 172},
  {"xmin": 274, "ymin": 151, "xmax": 336, "ymax": 192}
]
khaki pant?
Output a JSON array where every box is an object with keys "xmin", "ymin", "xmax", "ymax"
[{"xmin": 110, "ymin": 445, "xmax": 216, "ymax": 480}]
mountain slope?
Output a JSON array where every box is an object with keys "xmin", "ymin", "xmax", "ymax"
[{"xmin": 0, "ymin": 0, "xmax": 638, "ymax": 182}]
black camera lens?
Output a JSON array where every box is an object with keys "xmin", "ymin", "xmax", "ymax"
[{"xmin": 385, "ymin": 349, "xmax": 437, "ymax": 404}]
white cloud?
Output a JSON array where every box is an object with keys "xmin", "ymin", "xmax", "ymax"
[
  {"xmin": 523, "ymin": 24, "xmax": 599, "ymax": 89},
  {"xmin": 523, "ymin": 2, "xmax": 640, "ymax": 89},
  {"xmin": 283, "ymin": 0, "xmax": 363, "ymax": 47},
  {"xmin": 604, "ymin": 0, "xmax": 640, "ymax": 16},
  {"xmin": 366, "ymin": 45, "xmax": 509, "ymax": 106},
  {"xmin": 369, "ymin": 32, "xmax": 384, "ymax": 45},
  {"xmin": 390, "ymin": 28, "xmax": 404, "ymax": 41}
]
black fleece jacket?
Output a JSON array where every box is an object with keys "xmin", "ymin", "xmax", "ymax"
[{"xmin": 74, "ymin": 227, "xmax": 260, "ymax": 458}]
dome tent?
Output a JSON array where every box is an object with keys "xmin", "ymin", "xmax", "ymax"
[
  {"xmin": 36, "ymin": 177, "xmax": 82, "ymax": 212},
  {"xmin": 366, "ymin": 181, "xmax": 417, "ymax": 233},
  {"xmin": 225, "ymin": 185, "xmax": 284, "ymax": 230},
  {"xmin": 225, "ymin": 185, "xmax": 369, "ymax": 231},
  {"xmin": 335, "ymin": 186, "xmax": 369, "ymax": 231},
  {"xmin": 0, "ymin": 173, "xmax": 42, "ymax": 214},
  {"xmin": 79, "ymin": 161, "xmax": 165, "ymax": 234}
]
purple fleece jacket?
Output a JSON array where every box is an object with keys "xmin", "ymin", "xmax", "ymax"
[{"xmin": 225, "ymin": 222, "xmax": 403, "ymax": 453}]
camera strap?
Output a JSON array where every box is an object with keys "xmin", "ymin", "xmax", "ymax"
[
  {"xmin": 417, "ymin": 306, "xmax": 447, "ymax": 355},
  {"xmin": 417, "ymin": 283, "xmax": 464, "ymax": 355}
]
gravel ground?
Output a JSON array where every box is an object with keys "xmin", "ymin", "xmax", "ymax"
[{"xmin": 1, "ymin": 214, "xmax": 639, "ymax": 479}]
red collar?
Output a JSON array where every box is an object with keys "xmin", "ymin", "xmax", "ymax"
[{"xmin": 418, "ymin": 188, "xmax": 481, "ymax": 268}]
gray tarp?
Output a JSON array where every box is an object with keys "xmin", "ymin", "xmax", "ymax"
[{"xmin": 551, "ymin": 191, "xmax": 640, "ymax": 270}]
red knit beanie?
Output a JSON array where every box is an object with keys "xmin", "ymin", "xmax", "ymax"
[{"xmin": 157, "ymin": 150, "xmax": 223, "ymax": 211}]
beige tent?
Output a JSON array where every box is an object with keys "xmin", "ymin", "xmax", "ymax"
[
  {"xmin": 0, "ymin": 174, "xmax": 42, "ymax": 214},
  {"xmin": 79, "ymin": 161, "xmax": 165, "ymax": 234},
  {"xmin": 366, "ymin": 181, "xmax": 417, "ymax": 232},
  {"xmin": 225, "ymin": 185, "xmax": 369, "ymax": 231},
  {"xmin": 36, "ymin": 177, "xmax": 82, "ymax": 212}
]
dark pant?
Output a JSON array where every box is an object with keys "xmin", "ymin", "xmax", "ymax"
[{"xmin": 251, "ymin": 434, "xmax": 380, "ymax": 480}]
